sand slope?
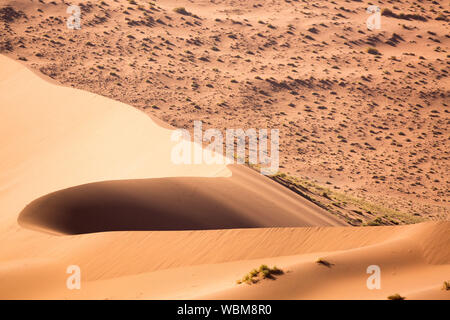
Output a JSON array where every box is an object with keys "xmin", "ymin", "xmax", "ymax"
[
  {"xmin": 0, "ymin": 55, "xmax": 448, "ymax": 300},
  {"xmin": 0, "ymin": 221, "xmax": 448, "ymax": 299}
]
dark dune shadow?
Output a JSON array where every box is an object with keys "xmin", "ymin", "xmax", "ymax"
[{"xmin": 18, "ymin": 166, "xmax": 344, "ymax": 235}]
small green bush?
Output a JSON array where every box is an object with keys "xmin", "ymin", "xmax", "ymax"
[{"xmin": 237, "ymin": 265, "xmax": 284, "ymax": 285}]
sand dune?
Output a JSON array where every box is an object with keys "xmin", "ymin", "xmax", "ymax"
[
  {"xmin": 200, "ymin": 221, "xmax": 450, "ymax": 300},
  {"xmin": 0, "ymin": 53, "xmax": 342, "ymax": 237},
  {"xmin": 0, "ymin": 54, "xmax": 448, "ymax": 300},
  {"xmin": 1, "ymin": 221, "xmax": 448, "ymax": 299},
  {"xmin": 0, "ymin": 54, "xmax": 347, "ymax": 298},
  {"xmin": 19, "ymin": 164, "xmax": 343, "ymax": 235}
]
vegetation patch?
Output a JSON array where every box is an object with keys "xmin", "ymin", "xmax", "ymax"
[
  {"xmin": 0, "ymin": 6, "xmax": 26, "ymax": 23},
  {"xmin": 261, "ymin": 170, "xmax": 424, "ymax": 227},
  {"xmin": 316, "ymin": 258, "xmax": 334, "ymax": 268},
  {"xmin": 237, "ymin": 265, "xmax": 284, "ymax": 285},
  {"xmin": 367, "ymin": 47, "xmax": 381, "ymax": 55},
  {"xmin": 387, "ymin": 293, "xmax": 406, "ymax": 300},
  {"xmin": 382, "ymin": 8, "xmax": 427, "ymax": 22},
  {"xmin": 173, "ymin": 7, "xmax": 190, "ymax": 16}
]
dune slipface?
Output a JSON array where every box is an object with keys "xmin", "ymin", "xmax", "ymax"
[{"xmin": 18, "ymin": 165, "xmax": 345, "ymax": 235}]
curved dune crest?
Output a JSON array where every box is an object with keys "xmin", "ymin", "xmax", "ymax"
[{"xmin": 19, "ymin": 165, "xmax": 345, "ymax": 235}]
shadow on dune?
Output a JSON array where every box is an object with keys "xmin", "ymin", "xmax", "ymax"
[{"xmin": 18, "ymin": 166, "xmax": 345, "ymax": 235}]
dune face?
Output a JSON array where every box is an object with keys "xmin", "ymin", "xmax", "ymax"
[
  {"xmin": 198, "ymin": 221, "xmax": 450, "ymax": 300},
  {"xmin": 1, "ymin": 221, "xmax": 449, "ymax": 300},
  {"xmin": 19, "ymin": 165, "xmax": 345, "ymax": 235}
]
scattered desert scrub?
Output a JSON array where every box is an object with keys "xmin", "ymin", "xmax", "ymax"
[
  {"xmin": 236, "ymin": 265, "xmax": 283, "ymax": 285},
  {"xmin": 387, "ymin": 293, "xmax": 406, "ymax": 300},
  {"xmin": 443, "ymin": 281, "xmax": 450, "ymax": 291},
  {"xmin": 381, "ymin": 8, "xmax": 427, "ymax": 22},
  {"xmin": 0, "ymin": 6, "xmax": 26, "ymax": 23}
]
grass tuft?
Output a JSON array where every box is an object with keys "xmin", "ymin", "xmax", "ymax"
[
  {"xmin": 387, "ymin": 293, "xmax": 406, "ymax": 300},
  {"xmin": 237, "ymin": 265, "xmax": 284, "ymax": 285}
]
